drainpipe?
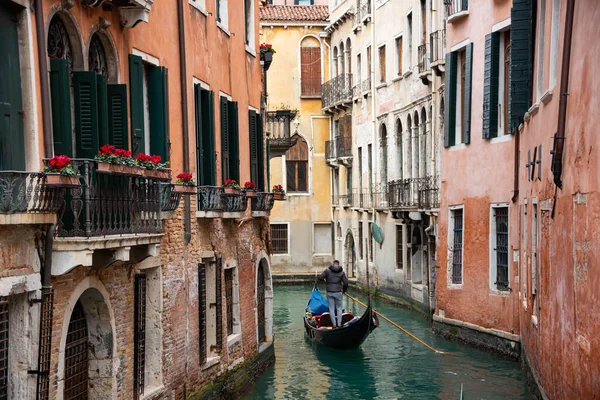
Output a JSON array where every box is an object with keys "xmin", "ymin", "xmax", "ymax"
[
  {"xmin": 370, "ymin": 0, "xmax": 377, "ymax": 288},
  {"xmin": 177, "ymin": 0, "xmax": 192, "ymax": 244},
  {"xmin": 424, "ymin": 217, "xmax": 434, "ymax": 312},
  {"xmin": 34, "ymin": 0, "xmax": 52, "ymax": 158},
  {"xmin": 511, "ymin": 126, "xmax": 520, "ymax": 203}
]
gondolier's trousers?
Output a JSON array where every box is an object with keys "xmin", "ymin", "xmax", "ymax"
[{"xmin": 326, "ymin": 291, "xmax": 343, "ymax": 327}]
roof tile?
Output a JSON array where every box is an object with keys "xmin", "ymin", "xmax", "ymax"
[{"xmin": 260, "ymin": 5, "xmax": 329, "ymax": 23}]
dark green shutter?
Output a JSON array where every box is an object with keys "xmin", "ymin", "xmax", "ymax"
[
  {"xmin": 73, "ymin": 71, "xmax": 99, "ymax": 159},
  {"xmin": 249, "ymin": 110, "xmax": 258, "ymax": 185},
  {"xmin": 256, "ymin": 115, "xmax": 265, "ymax": 191},
  {"xmin": 149, "ymin": 66, "xmax": 169, "ymax": 161},
  {"xmin": 444, "ymin": 52, "xmax": 457, "ymax": 148},
  {"xmin": 510, "ymin": 0, "xmax": 534, "ymax": 133},
  {"xmin": 228, "ymin": 101, "xmax": 239, "ymax": 182},
  {"xmin": 483, "ymin": 33, "xmax": 500, "ymax": 139},
  {"xmin": 205, "ymin": 90, "xmax": 216, "ymax": 186},
  {"xmin": 96, "ymin": 73, "xmax": 109, "ymax": 147},
  {"xmin": 194, "ymin": 83, "xmax": 206, "ymax": 185},
  {"xmin": 129, "ymin": 54, "xmax": 145, "ymax": 155},
  {"xmin": 107, "ymin": 84, "xmax": 129, "ymax": 150},
  {"xmin": 266, "ymin": 139, "xmax": 271, "ymax": 189},
  {"xmin": 50, "ymin": 58, "xmax": 72, "ymax": 157},
  {"xmin": 463, "ymin": 43, "xmax": 473, "ymax": 144},
  {"xmin": 220, "ymin": 96, "xmax": 230, "ymax": 182}
]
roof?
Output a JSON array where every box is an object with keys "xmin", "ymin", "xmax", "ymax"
[{"xmin": 260, "ymin": 5, "xmax": 329, "ymax": 24}]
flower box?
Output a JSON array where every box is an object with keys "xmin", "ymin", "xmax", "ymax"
[
  {"xmin": 174, "ymin": 185, "xmax": 196, "ymax": 195},
  {"xmin": 45, "ymin": 174, "xmax": 79, "ymax": 187},
  {"xmin": 244, "ymin": 190, "xmax": 257, "ymax": 198},
  {"xmin": 144, "ymin": 168, "xmax": 171, "ymax": 180},
  {"xmin": 223, "ymin": 187, "xmax": 240, "ymax": 196},
  {"xmin": 273, "ymin": 192, "xmax": 286, "ymax": 201},
  {"xmin": 96, "ymin": 162, "xmax": 143, "ymax": 177}
]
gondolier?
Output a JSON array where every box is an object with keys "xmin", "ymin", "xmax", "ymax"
[{"xmin": 317, "ymin": 260, "xmax": 348, "ymax": 328}]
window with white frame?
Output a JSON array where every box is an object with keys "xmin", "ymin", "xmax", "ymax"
[
  {"xmin": 198, "ymin": 262, "xmax": 221, "ymax": 365},
  {"xmin": 378, "ymin": 44, "xmax": 386, "ymax": 83},
  {"xmin": 395, "ymin": 36, "xmax": 403, "ymax": 76},
  {"xmin": 224, "ymin": 266, "xmax": 241, "ymax": 342},
  {"xmin": 522, "ymin": 202, "xmax": 528, "ymax": 303},
  {"xmin": 490, "ymin": 206, "xmax": 510, "ymax": 291},
  {"xmin": 406, "ymin": 12, "xmax": 413, "ymax": 67},
  {"xmin": 549, "ymin": 0, "xmax": 560, "ymax": 89},
  {"xmin": 356, "ymin": 53, "xmax": 362, "ymax": 86},
  {"xmin": 244, "ymin": 0, "xmax": 254, "ymax": 49},
  {"xmin": 270, "ymin": 224, "xmax": 289, "ymax": 254},
  {"xmin": 448, "ymin": 207, "xmax": 464, "ymax": 285},
  {"xmin": 216, "ymin": 0, "xmax": 228, "ymax": 28},
  {"xmin": 535, "ymin": 0, "xmax": 546, "ymax": 101},
  {"xmin": 532, "ymin": 201, "xmax": 538, "ymax": 313},
  {"xmin": 483, "ymin": 27, "xmax": 512, "ymax": 139},
  {"xmin": 444, "ymin": 43, "xmax": 473, "ymax": 147}
]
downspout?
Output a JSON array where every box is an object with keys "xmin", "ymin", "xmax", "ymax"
[
  {"xmin": 424, "ymin": 217, "xmax": 434, "ymax": 312},
  {"xmin": 177, "ymin": 0, "xmax": 192, "ymax": 244},
  {"xmin": 511, "ymin": 126, "xmax": 520, "ymax": 203},
  {"xmin": 370, "ymin": 0, "xmax": 377, "ymax": 288},
  {"xmin": 34, "ymin": 0, "xmax": 53, "ymax": 158}
]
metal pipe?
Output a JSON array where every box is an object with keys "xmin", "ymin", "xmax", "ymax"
[
  {"xmin": 34, "ymin": 0, "xmax": 53, "ymax": 158},
  {"xmin": 177, "ymin": 0, "xmax": 192, "ymax": 243},
  {"xmin": 511, "ymin": 126, "xmax": 520, "ymax": 203},
  {"xmin": 42, "ymin": 224, "xmax": 55, "ymax": 288}
]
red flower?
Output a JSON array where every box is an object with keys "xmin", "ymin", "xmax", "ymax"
[
  {"xmin": 136, "ymin": 153, "xmax": 151, "ymax": 162},
  {"xmin": 150, "ymin": 155, "xmax": 162, "ymax": 164},
  {"xmin": 177, "ymin": 172, "xmax": 193, "ymax": 181},
  {"xmin": 114, "ymin": 148, "xmax": 132, "ymax": 158},
  {"xmin": 99, "ymin": 144, "xmax": 116, "ymax": 155}
]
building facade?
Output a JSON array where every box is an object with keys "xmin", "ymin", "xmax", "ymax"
[
  {"xmin": 260, "ymin": 3, "xmax": 334, "ymax": 275},
  {"xmin": 0, "ymin": 0, "xmax": 276, "ymax": 398}
]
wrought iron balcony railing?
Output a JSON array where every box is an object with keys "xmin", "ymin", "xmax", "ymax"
[
  {"xmin": 430, "ymin": 29, "xmax": 446, "ymax": 66},
  {"xmin": 266, "ymin": 110, "xmax": 297, "ymax": 155},
  {"xmin": 358, "ymin": 0, "xmax": 371, "ymax": 22},
  {"xmin": 362, "ymin": 77, "xmax": 371, "ymax": 94},
  {"xmin": 160, "ymin": 184, "xmax": 182, "ymax": 212},
  {"xmin": 388, "ymin": 177, "xmax": 440, "ymax": 210},
  {"xmin": 352, "ymin": 83, "xmax": 361, "ymax": 98},
  {"xmin": 251, "ymin": 192, "xmax": 275, "ymax": 213},
  {"xmin": 340, "ymin": 194, "xmax": 352, "ymax": 208},
  {"xmin": 418, "ymin": 44, "xmax": 430, "ymax": 74},
  {"xmin": 224, "ymin": 192, "xmax": 248, "ymax": 213},
  {"xmin": 322, "ymin": 74, "xmax": 353, "ymax": 110},
  {"xmin": 0, "ymin": 171, "xmax": 65, "ymax": 215},
  {"xmin": 198, "ymin": 186, "xmax": 224, "ymax": 212},
  {"xmin": 57, "ymin": 160, "xmax": 162, "ymax": 237},
  {"xmin": 325, "ymin": 140, "xmax": 337, "ymax": 162},
  {"xmin": 374, "ymin": 185, "xmax": 389, "ymax": 210},
  {"xmin": 444, "ymin": 0, "xmax": 468, "ymax": 17},
  {"xmin": 336, "ymin": 136, "xmax": 353, "ymax": 159}
]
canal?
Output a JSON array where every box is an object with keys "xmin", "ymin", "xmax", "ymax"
[{"xmin": 245, "ymin": 285, "xmax": 533, "ymax": 400}]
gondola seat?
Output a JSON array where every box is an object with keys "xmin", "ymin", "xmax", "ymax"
[{"xmin": 315, "ymin": 312, "xmax": 355, "ymax": 328}]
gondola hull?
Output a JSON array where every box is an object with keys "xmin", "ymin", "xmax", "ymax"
[{"xmin": 304, "ymin": 306, "xmax": 378, "ymax": 349}]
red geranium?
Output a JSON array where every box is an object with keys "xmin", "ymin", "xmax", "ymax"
[
  {"xmin": 99, "ymin": 144, "xmax": 116, "ymax": 155},
  {"xmin": 223, "ymin": 179, "xmax": 239, "ymax": 188},
  {"xmin": 150, "ymin": 155, "xmax": 162, "ymax": 164},
  {"xmin": 176, "ymin": 172, "xmax": 195, "ymax": 186},
  {"xmin": 272, "ymin": 184, "xmax": 284, "ymax": 193},
  {"xmin": 244, "ymin": 181, "xmax": 257, "ymax": 191},
  {"xmin": 136, "ymin": 153, "xmax": 151, "ymax": 163},
  {"xmin": 44, "ymin": 155, "xmax": 75, "ymax": 176}
]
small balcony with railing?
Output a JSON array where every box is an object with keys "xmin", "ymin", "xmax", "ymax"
[
  {"xmin": 322, "ymin": 74, "xmax": 353, "ymax": 112},
  {"xmin": 388, "ymin": 177, "xmax": 440, "ymax": 211},
  {"xmin": 418, "ymin": 44, "xmax": 432, "ymax": 84},
  {"xmin": 196, "ymin": 186, "xmax": 249, "ymax": 219},
  {"xmin": 266, "ymin": 110, "xmax": 297, "ymax": 158},
  {"xmin": 325, "ymin": 136, "xmax": 353, "ymax": 167},
  {"xmin": 362, "ymin": 77, "xmax": 371, "ymax": 97},
  {"xmin": 357, "ymin": 0, "xmax": 372, "ymax": 25},
  {"xmin": 430, "ymin": 28, "xmax": 446, "ymax": 76},
  {"xmin": 444, "ymin": 0, "xmax": 469, "ymax": 23},
  {"xmin": 251, "ymin": 192, "xmax": 275, "ymax": 217}
]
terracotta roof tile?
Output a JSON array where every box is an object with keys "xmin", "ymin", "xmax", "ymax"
[{"xmin": 260, "ymin": 5, "xmax": 329, "ymax": 23}]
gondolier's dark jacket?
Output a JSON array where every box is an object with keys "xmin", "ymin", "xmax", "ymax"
[{"xmin": 318, "ymin": 264, "xmax": 349, "ymax": 293}]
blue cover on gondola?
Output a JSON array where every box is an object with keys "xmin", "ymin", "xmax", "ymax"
[{"xmin": 307, "ymin": 289, "xmax": 329, "ymax": 315}]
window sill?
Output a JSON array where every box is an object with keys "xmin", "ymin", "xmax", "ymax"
[
  {"xmin": 448, "ymin": 10, "xmax": 469, "ymax": 24},
  {"xmin": 540, "ymin": 89, "xmax": 553, "ymax": 105},
  {"xmin": 201, "ymin": 356, "xmax": 221, "ymax": 371},
  {"xmin": 449, "ymin": 143, "xmax": 467, "ymax": 151},
  {"xmin": 217, "ymin": 22, "xmax": 231, "ymax": 36},
  {"xmin": 188, "ymin": 1, "xmax": 208, "ymax": 17},
  {"xmin": 287, "ymin": 192, "xmax": 311, "ymax": 197},
  {"xmin": 447, "ymin": 283, "xmax": 463, "ymax": 289},
  {"xmin": 392, "ymin": 75, "xmax": 404, "ymax": 83},
  {"xmin": 271, "ymin": 253, "xmax": 290, "ymax": 257},
  {"xmin": 402, "ymin": 70, "xmax": 413, "ymax": 79},
  {"xmin": 490, "ymin": 289, "xmax": 511, "ymax": 297},
  {"xmin": 245, "ymin": 45, "xmax": 256, "ymax": 57},
  {"xmin": 527, "ymin": 102, "xmax": 540, "ymax": 117},
  {"xmin": 300, "ymin": 95, "xmax": 322, "ymax": 99},
  {"xmin": 376, "ymin": 82, "xmax": 387, "ymax": 90},
  {"xmin": 227, "ymin": 333, "xmax": 242, "ymax": 349},
  {"xmin": 490, "ymin": 134, "xmax": 512, "ymax": 144}
]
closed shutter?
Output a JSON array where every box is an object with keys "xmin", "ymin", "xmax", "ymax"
[
  {"xmin": 463, "ymin": 43, "xmax": 473, "ymax": 144},
  {"xmin": 249, "ymin": 110, "xmax": 259, "ymax": 185},
  {"xmin": 96, "ymin": 74, "xmax": 109, "ymax": 147},
  {"xmin": 256, "ymin": 116, "xmax": 265, "ymax": 191},
  {"xmin": 509, "ymin": 0, "xmax": 534, "ymax": 132},
  {"xmin": 228, "ymin": 101, "xmax": 240, "ymax": 182},
  {"xmin": 297, "ymin": 162, "xmax": 307, "ymax": 192},
  {"xmin": 107, "ymin": 84, "xmax": 129, "ymax": 150},
  {"xmin": 444, "ymin": 52, "xmax": 457, "ymax": 148},
  {"xmin": 194, "ymin": 84, "xmax": 204, "ymax": 184},
  {"xmin": 345, "ymin": 114, "xmax": 352, "ymax": 138},
  {"xmin": 129, "ymin": 54, "xmax": 145, "ymax": 155},
  {"xmin": 301, "ymin": 47, "xmax": 310, "ymax": 96},
  {"xmin": 215, "ymin": 258, "xmax": 223, "ymax": 352},
  {"xmin": 286, "ymin": 162, "xmax": 296, "ymax": 192},
  {"xmin": 220, "ymin": 96, "xmax": 229, "ymax": 182},
  {"xmin": 50, "ymin": 58, "xmax": 73, "ymax": 157},
  {"xmin": 379, "ymin": 46, "xmax": 386, "ymax": 82},
  {"xmin": 483, "ymin": 33, "xmax": 500, "ymax": 139},
  {"xmin": 149, "ymin": 66, "xmax": 169, "ymax": 161},
  {"xmin": 205, "ymin": 90, "xmax": 216, "ymax": 186},
  {"xmin": 73, "ymin": 71, "xmax": 99, "ymax": 159},
  {"xmin": 301, "ymin": 47, "xmax": 321, "ymax": 97}
]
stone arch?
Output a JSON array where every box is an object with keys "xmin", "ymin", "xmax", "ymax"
[
  {"xmin": 421, "ymin": 106, "xmax": 428, "ymax": 177},
  {"xmin": 406, "ymin": 114, "xmax": 412, "ymax": 179},
  {"xmin": 255, "ymin": 252, "xmax": 273, "ymax": 347},
  {"xmin": 46, "ymin": 8, "xmax": 85, "ymax": 71},
  {"xmin": 339, "ymin": 41, "xmax": 345, "ymax": 77},
  {"xmin": 395, "ymin": 118, "xmax": 403, "ymax": 180},
  {"xmin": 345, "ymin": 37, "xmax": 352, "ymax": 75},
  {"xmin": 57, "ymin": 277, "xmax": 117, "ymax": 399},
  {"xmin": 379, "ymin": 122, "xmax": 388, "ymax": 185},
  {"xmin": 87, "ymin": 26, "xmax": 119, "ymax": 83},
  {"xmin": 344, "ymin": 229, "xmax": 356, "ymax": 277},
  {"xmin": 333, "ymin": 46, "xmax": 339, "ymax": 77}
]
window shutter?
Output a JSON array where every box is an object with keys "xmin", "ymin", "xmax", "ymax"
[
  {"xmin": 286, "ymin": 162, "xmax": 296, "ymax": 192},
  {"xmin": 205, "ymin": 90, "xmax": 216, "ymax": 186},
  {"xmin": 463, "ymin": 43, "xmax": 473, "ymax": 144},
  {"xmin": 73, "ymin": 71, "xmax": 99, "ymax": 159},
  {"xmin": 107, "ymin": 84, "xmax": 129, "ymax": 150},
  {"xmin": 149, "ymin": 66, "xmax": 170, "ymax": 161},
  {"xmin": 509, "ymin": 0, "xmax": 534, "ymax": 133},
  {"xmin": 50, "ymin": 58, "xmax": 73, "ymax": 157},
  {"xmin": 256, "ymin": 116, "xmax": 265, "ymax": 191},
  {"xmin": 129, "ymin": 54, "xmax": 145, "ymax": 155},
  {"xmin": 444, "ymin": 52, "xmax": 457, "ymax": 147},
  {"xmin": 220, "ymin": 96, "xmax": 229, "ymax": 182},
  {"xmin": 298, "ymin": 161, "xmax": 308, "ymax": 192},
  {"xmin": 96, "ymin": 74, "xmax": 109, "ymax": 147},
  {"xmin": 345, "ymin": 114, "xmax": 352, "ymax": 138},
  {"xmin": 249, "ymin": 110, "xmax": 259, "ymax": 185},
  {"xmin": 310, "ymin": 47, "xmax": 321, "ymax": 96},
  {"xmin": 483, "ymin": 33, "xmax": 500, "ymax": 139},
  {"xmin": 228, "ymin": 101, "xmax": 240, "ymax": 182},
  {"xmin": 194, "ymin": 84, "xmax": 204, "ymax": 184},
  {"xmin": 301, "ymin": 47, "xmax": 310, "ymax": 96}
]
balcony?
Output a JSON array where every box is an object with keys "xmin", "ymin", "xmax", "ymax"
[
  {"xmin": 444, "ymin": 0, "xmax": 469, "ymax": 22},
  {"xmin": 0, "ymin": 171, "xmax": 66, "ymax": 225},
  {"xmin": 362, "ymin": 77, "xmax": 371, "ymax": 96},
  {"xmin": 388, "ymin": 177, "xmax": 440, "ymax": 210},
  {"xmin": 251, "ymin": 192, "xmax": 275, "ymax": 217},
  {"xmin": 430, "ymin": 29, "xmax": 446, "ymax": 76},
  {"xmin": 358, "ymin": 0, "xmax": 372, "ymax": 24},
  {"xmin": 266, "ymin": 110, "xmax": 297, "ymax": 158},
  {"xmin": 322, "ymin": 74, "xmax": 353, "ymax": 112},
  {"xmin": 325, "ymin": 136, "xmax": 352, "ymax": 167},
  {"xmin": 196, "ymin": 186, "xmax": 249, "ymax": 219},
  {"xmin": 81, "ymin": 0, "xmax": 155, "ymax": 28},
  {"xmin": 373, "ymin": 184, "xmax": 389, "ymax": 211},
  {"xmin": 418, "ymin": 44, "xmax": 432, "ymax": 84},
  {"xmin": 325, "ymin": 140, "xmax": 338, "ymax": 166}
]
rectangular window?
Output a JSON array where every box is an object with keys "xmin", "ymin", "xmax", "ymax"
[
  {"xmin": 225, "ymin": 268, "xmax": 234, "ymax": 336},
  {"xmin": 300, "ymin": 46, "xmax": 322, "ymax": 97},
  {"xmin": 346, "ymin": 166, "xmax": 352, "ymax": 196},
  {"xmin": 407, "ymin": 13, "xmax": 413, "ymax": 66},
  {"xmin": 536, "ymin": 0, "xmax": 546, "ymax": 100},
  {"xmin": 395, "ymin": 36, "xmax": 403, "ymax": 75},
  {"xmin": 532, "ymin": 202, "xmax": 538, "ymax": 312},
  {"xmin": 492, "ymin": 207, "xmax": 510, "ymax": 290},
  {"xmin": 367, "ymin": 46, "xmax": 372, "ymax": 81},
  {"xmin": 523, "ymin": 203, "xmax": 528, "ymax": 301},
  {"xmin": 220, "ymin": 96, "xmax": 239, "ymax": 182},
  {"xmin": 549, "ymin": 0, "xmax": 560, "ymax": 88},
  {"xmin": 450, "ymin": 208, "xmax": 464, "ymax": 284},
  {"xmin": 215, "ymin": 259, "xmax": 223, "ymax": 352},
  {"xmin": 396, "ymin": 225, "xmax": 403, "ymax": 269},
  {"xmin": 356, "ymin": 53, "xmax": 362, "ymax": 86},
  {"xmin": 314, "ymin": 223, "xmax": 333, "ymax": 254},
  {"xmin": 244, "ymin": 0, "xmax": 254, "ymax": 48},
  {"xmin": 248, "ymin": 110, "xmax": 264, "ymax": 190},
  {"xmin": 198, "ymin": 264, "xmax": 207, "ymax": 364},
  {"xmin": 368, "ymin": 144, "xmax": 373, "ymax": 205},
  {"xmin": 295, "ymin": 0, "xmax": 314, "ymax": 4},
  {"xmin": 378, "ymin": 45, "xmax": 386, "ymax": 83},
  {"xmin": 195, "ymin": 85, "xmax": 216, "ymax": 186},
  {"xmin": 483, "ymin": 28, "xmax": 511, "ymax": 139},
  {"xmin": 286, "ymin": 161, "xmax": 308, "ymax": 192},
  {"xmin": 270, "ymin": 224, "xmax": 289, "ymax": 254},
  {"xmin": 0, "ymin": 297, "xmax": 8, "ymax": 399},
  {"xmin": 134, "ymin": 274, "xmax": 147, "ymax": 396},
  {"xmin": 420, "ymin": 0, "xmax": 427, "ymax": 44},
  {"xmin": 444, "ymin": 44, "xmax": 473, "ymax": 147},
  {"xmin": 368, "ymin": 222, "xmax": 374, "ymax": 262},
  {"xmin": 216, "ymin": 0, "xmax": 228, "ymax": 28},
  {"xmin": 358, "ymin": 221, "xmax": 364, "ymax": 260}
]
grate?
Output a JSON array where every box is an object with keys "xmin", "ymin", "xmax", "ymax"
[
  {"xmin": 0, "ymin": 297, "xmax": 8, "ymax": 400},
  {"xmin": 452, "ymin": 210, "xmax": 464, "ymax": 284},
  {"xmin": 270, "ymin": 224, "xmax": 288, "ymax": 254},
  {"xmin": 495, "ymin": 208, "xmax": 510, "ymax": 289},
  {"xmin": 198, "ymin": 264, "xmax": 207, "ymax": 364},
  {"xmin": 134, "ymin": 274, "xmax": 147, "ymax": 397},
  {"xmin": 64, "ymin": 301, "xmax": 88, "ymax": 400},
  {"xmin": 396, "ymin": 225, "xmax": 403, "ymax": 270},
  {"xmin": 215, "ymin": 259, "xmax": 223, "ymax": 352},
  {"xmin": 225, "ymin": 269, "xmax": 234, "ymax": 336},
  {"xmin": 257, "ymin": 263, "xmax": 266, "ymax": 343},
  {"xmin": 37, "ymin": 289, "xmax": 54, "ymax": 400}
]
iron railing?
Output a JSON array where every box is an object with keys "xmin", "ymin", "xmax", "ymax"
[
  {"xmin": 224, "ymin": 192, "xmax": 248, "ymax": 213},
  {"xmin": 198, "ymin": 186, "xmax": 225, "ymax": 212},
  {"xmin": 251, "ymin": 192, "xmax": 275, "ymax": 213},
  {"xmin": 352, "ymin": 83, "xmax": 361, "ymax": 98},
  {"xmin": 388, "ymin": 177, "xmax": 440, "ymax": 209},
  {"xmin": 362, "ymin": 77, "xmax": 371, "ymax": 94},
  {"xmin": 430, "ymin": 29, "xmax": 446, "ymax": 65},
  {"xmin": 322, "ymin": 73, "xmax": 353, "ymax": 109},
  {"xmin": 336, "ymin": 136, "xmax": 353, "ymax": 159},
  {"xmin": 0, "ymin": 172, "xmax": 65, "ymax": 215},
  {"xmin": 374, "ymin": 185, "xmax": 389, "ymax": 210},
  {"xmin": 444, "ymin": 0, "xmax": 468, "ymax": 16},
  {"xmin": 418, "ymin": 44, "xmax": 430, "ymax": 74},
  {"xmin": 325, "ymin": 140, "xmax": 337, "ymax": 161},
  {"xmin": 340, "ymin": 194, "xmax": 352, "ymax": 208},
  {"xmin": 56, "ymin": 160, "xmax": 162, "ymax": 237},
  {"xmin": 358, "ymin": 0, "xmax": 371, "ymax": 22},
  {"xmin": 161, "ymin": 184, "xmax": 182, "ymax": 212},
  {"xmin": 266, "ymin": 110, "xmax": 296, "ymax": 151}
]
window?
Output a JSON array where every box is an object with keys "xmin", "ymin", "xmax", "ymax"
[
  {"xmin": 220, "ymin": 96, "xmax": 239, "ymax": 182},
  {"xmin": 368, "ymin": 144, "xmax": 373, "ymax": 204},
  {"xmin": 249, "ymin": 110, "xmax": 265, "ymax": 190},
  {"xmin": 198, "ymin": 263, "xmax": 207, "ymax": 364},
  {"xmin": 532, "ymin": 201, "xmax": 538, "ymax": 311},
  {"xmin": 295, "ymin": 0, "xmax": 314, "ymax": 4},
  {"xmin": 216, "ymin": 0, "xmax": 228, "ymax": 28},
  {"xmin": 358, "ymin": 221, "xmax": 364, "ymax": 260},
  {"xmin": 224, "ymin": 266, "xmax": 241, "ymax": 344},
  {"xmin": 199, "ymin": 262, "xmax": 221, "ymax": 363},
  {"xmin": 378, "ymin": 45, "xmax": 386, "ymax": 83},
  {"xmin": 368, "ymin": 222, "xmax": 374, "ymax": 262},
  {"xmin": 0, "ymin": 297, "xmax": 7, "ymax": 398},
  {"xmin": 522, "ymin": 203, "xmax": 528, "ymax": 301},
  {"xmin": 366, "ymin": 46, "xmax": 372, "ymax": 82},
  {"xmin": 346, "ymin": 166, "xmax": 352, "ymax": 197},
  {"xmin": 358, "ymin": 147, "xmax": 363, "ymax": 206},
  {"xmin": 535, "ymin": 0, "xmax": 546, "ymax": 100},
  {"xmin": 244, "ymin": 0, "xmax": 254, "ymax": 48},
  {"xmin": 483, "ymin": 29, "xmax": 511, "ymax": 139},
  {"xmin": 491, "ymin": 206, "xmax": 509, "ymax": 290},
  {"xmin": 134, "ymin": 274, "xmax": 147, "ymax": 396},
  {"xmin": 396, "ymin": 225, "xmax": 403, "ymax": 269},
  {"xmin": 225, "ymin": 268, "xmax": 234, "ymax": 335},
  {"xmin": 194, "ymin": 85, "xmax": 216, "ymax": 186},
  {"xmin": 356, "ymin": 53, "xmax": 362, "ymax": 86},
  {"xmin": 549, "ymin": 0, "xmax": 560, "ymax": 88},
  {"xmin": 300, "ymin": 37, "xmax": 322, "ymax": 97},
  {"xmin": 380, "ymin": 124, "xmax": 388, "ymax": 185},
  {"xmin": 444, "ymin": 44, "xmax": 473, "ymax": 147},
  {"xmin": 420, "ymin": 0, "xmax": 427, "ymax": 45},
  {"xmin": 314, "ymin": 223, "xmax": 333, "ymax": 254},
  {"xmin": 270, "ymin": 224, "xmax": 289, "ymax": 254},
  {"xmin": 407, "ymin": 13, "xmax": 413, "ymax": 67},
  {"xmin": 285, "ymin": 134, "xmax": 308, "ymax": 192},
  {"xmin": 449, "ymin": 208, "xmax": 464, "ymax": 285},
  {"xmin": 395, "ymin": 36, "xmax": 403, "ymax": 75}
]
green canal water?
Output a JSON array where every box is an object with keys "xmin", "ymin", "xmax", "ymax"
[{"xmin": 244, "ymin": 285, "xmax": 532, "ymax": 400}]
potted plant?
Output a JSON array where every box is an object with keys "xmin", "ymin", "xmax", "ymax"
[
  {"xmin": 260, "ymin": 43, "xmax": 275, "ymax": 70},
  {"xmin": 44, "ymin": 155, "xmax": 79, "ymax": 186},
  {"xmin": 243, "ymin": 181, "xmax": 258, "ymax": 198},
  {"xmin": 174, "ymin": 172, "xmax": 196, "ymax": 194},
  {"xmin": 135, "ymin": 153, "xmax": 171, "ymax": 180},
  {"xmin": 223, "ymin": 179, "xmax": 240, "ymax": 195},
  {"xmin": 272, "ymin": 184, "xmax": 286, "ymax": 200},
  {"xmin": 95, "ymin": 144, "xmax": 141, "ymax": 176}
]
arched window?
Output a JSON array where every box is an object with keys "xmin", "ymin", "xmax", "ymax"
[
  {"xmin": 345, "ymin": 37, "xmax": 352, "ymax": 76},
  {"xmin": 339, "ymin": 41, "xmax": 345, "ymax": 76},
  {"xmin": 380, "ymin": 123, "xmax": 388, "ymax": 185},
  {"xmin": 395, "ymin": 118, "xmax": 403, "ymax": 180},
  {"xmin": 420, "ymin": 107, "xmax": 427, "ymax": 178},
  {"xmin": 285, "ymin": 134, "xmax": 308, "ymax": 192},
  {"xmin": 333, "ymin": 46, "xmax": 339, "ymax": 77},
  {"xmin": 406, "ymin": 114, "xmax": 412, "ymax": 179},
  {"xmin": 88, "ymin": 33, "xmax": 107, "ymax": 77},
  {"xmin": 47, "ymin": 16, "xmax": 74, "ymax": 70},
  {"xmin": 413, "ymin": 111, "xmax": 420, "ymax": 179},
  {"xmin": 300, "ymin": 36, "xmax": 321, "ymax": 97}
]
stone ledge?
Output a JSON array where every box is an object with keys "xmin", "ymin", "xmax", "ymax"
[
  {"xmin": 0, "ymin": 213, "xmax": 56, "ymax": 225},
  {"xmin": 0, "ymin": 273, "xmax": 41, "ymax": 296}
]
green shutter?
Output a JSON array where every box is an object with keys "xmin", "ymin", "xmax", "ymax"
[
  {"xmin": 220, "ymin": 96, "xmax": 230, "ymax": 182},
  {"xmin": 96, "ymin": 74, "xmax": 109, "ymax": 147},
  {"xmin": 205, "ymin": 90, "xmax": 216, "ymax": 186},
  {"xmin": 228, "ymin": 101, "xmax": 240, "ymax": 182},
  {"xmin": 463, "ymin": 43, "xmax": 473, "ymax": 144},
  {"xmin": 73, "ymin": 71, "xmax": 99, "ymax": 159},
  {"xmin": 107, "ymin": 84, "xmax": 129, "ymax": 150},
  {"xmin": 50, "ymin": 58, "xmax": 73, "ymax": 157},
  {"xmin": 443, "ymin": 52, "xmax": 457, "ymax": 148},
  {"xmin": 149, "ymin": 66, "xmax": 169, "ymax": 161},
  {"xmin": 249, "ymin": 110, "xmax": 258, "ymax": 185},
  {"xmin": 266, "ymin": 139, "xmax": 271, "ymax": 190},
  {"xmin": 483, "ymin": 33, "xmax": 500, "ymax": 139},
  {"xmin": 510, "ymin": 0, "xmax": 534, "ymax": 133},
  {"xmin": 194, "ymin": 84, "xmax": 205, "ymax": 184},
  {"xmin": 129, "ymin": 54, "xmax": 145, "ymax": 155},
  {"xmin": 256, "ymin": 115, "xmax": 265, "ymax": 191}
]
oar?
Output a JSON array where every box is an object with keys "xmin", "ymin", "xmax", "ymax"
[{"xmin": 344, "ymin": 292, "xmax": 453, "ymax": 355}]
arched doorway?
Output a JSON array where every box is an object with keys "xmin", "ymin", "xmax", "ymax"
[
  {"xmin": 411, "ymin": 225, "xmax": 423, "ymax": 284},
  {"xmin": 257, "ymin": 261, "xmax": 266, "ymax": 343},
  {"xmin": 344, "ymin": 232, "xmax": 356, "ymax": 277},
  {"xmin": 256, "ymin": 257, "xmax": 274, "ymax": 347},
  {"xmin": 64, "ymin": 300, "xmax": 88, "ymax": 400}
]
